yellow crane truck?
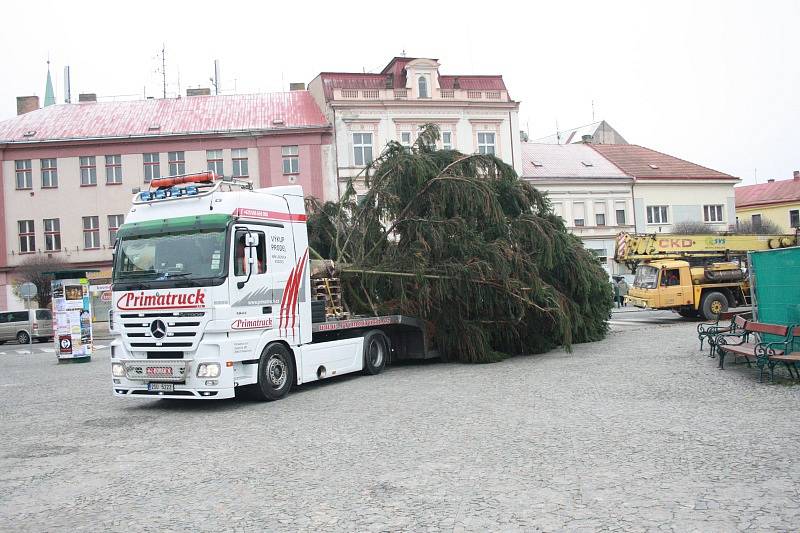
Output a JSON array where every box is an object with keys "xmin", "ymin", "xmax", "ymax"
[{"xmin": 614, "ymin": 232, "xmax": 797, "ymax": 319}]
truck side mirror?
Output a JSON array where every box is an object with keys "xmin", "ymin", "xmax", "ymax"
[
  {"xmin": 237, "ymin": 250, "xmax": 257, "ymax": 289},
  {"xmin": 245, "ymin": 233, "xmax": 259, "ymax": 247}
]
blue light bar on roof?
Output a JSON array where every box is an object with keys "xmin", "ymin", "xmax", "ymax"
[{"xmin": 139, "ymin": 185, "xmax": 202, "ymax": 202}]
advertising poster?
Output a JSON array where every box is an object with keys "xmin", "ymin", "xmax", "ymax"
[{"xmin": 51, "ymin": 278, "xmax": 93, "ymax": 360}]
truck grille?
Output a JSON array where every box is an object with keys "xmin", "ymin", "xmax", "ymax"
[
  {"xmin": 119, "ymin": 311, "xmax": 208, "ymax": 352},
  {"xmin": 122, "ymin": 359, "xmax": 192, "ymax": 382}
]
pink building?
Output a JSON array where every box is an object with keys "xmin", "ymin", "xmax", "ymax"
[{"xmin": 0, "ymin": 91, "xmax": 332, "ymax": 310}]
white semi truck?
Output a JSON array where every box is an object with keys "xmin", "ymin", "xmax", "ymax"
[{"xmin": 110, "ymin": 172, "xmax": 433, "ymax": 400}]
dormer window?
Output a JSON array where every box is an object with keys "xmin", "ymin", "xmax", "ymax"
[{"xmin": 418, "ymin": 76, "xmax": 428, "ymax": 98}]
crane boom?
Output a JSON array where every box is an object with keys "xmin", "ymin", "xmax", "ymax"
[{"xmin": 615, "ymin": 232, "xmax": 797, "ymax": 264}]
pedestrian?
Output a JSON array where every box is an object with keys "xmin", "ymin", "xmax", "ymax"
[
  {"xmin": 617, "ymin": 277, "xmax": 628, "ymax": 307},
  {"xmin": 613, "ymin": 277, "xmax": 621, "ymax": 308}
]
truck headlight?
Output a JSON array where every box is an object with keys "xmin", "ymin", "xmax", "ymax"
[
  {"xmin": 111, "ymin": 362, "xmax": 125, "ymax": 377},
  {"xmin": 197, "ymin": 363, "xmax": 221, "ymax": 378}
]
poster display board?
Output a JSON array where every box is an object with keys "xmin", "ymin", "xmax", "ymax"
[{"xmin": 51, "ymin": 278, "xmax": 93, "ymax": 360}]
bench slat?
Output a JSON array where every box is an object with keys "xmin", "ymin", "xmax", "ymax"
[{"xmin": 745, "ymin": 322, "xmax": 789, "ymax": 336}]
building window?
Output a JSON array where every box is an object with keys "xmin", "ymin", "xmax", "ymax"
[
  {"xmin": 108, "ymin": 214, "xmax": 124, "ymax": 246},
  {"xmin": 18, "ymin": 220, "xmax": 35, "ymax": 254},
  {"xmin": 477, "ymin": 132, "xmax": 496, "ymax": 155},
  {"xmin": 83, "ymin": 216, "xmax": 100, "ymax": 249},
  {"xmin": 168, "ymin": 151, "xmax": 185, "ymax": 176},
  {"xmin": 418, "ymin": 76, "xmax": 429, "ymax": 98},
  {"xmin": 281, "ymin": 146, "xmax": 300, "ymax": 174},
  {"xmin": 80, "ymin": 156, "xmax": 97, "ymax": 186},
  {"xmin": 790, "ymin": 209, "xmax": 800, "ymax": 229},
  {"xmin": 400, "ymin": 132, "xmax": 412, "ymax": 147},
  {"xmin": 615, "ymin": 202, "xmax": 627, "ymax": 225},
  {"xmin": 751, "ymin": 214, "xmax": 762, "ymax": 228},
  {"xmin": 15, "ymin": 160, "xmax": 32, "ymax": 190},
  {"xmin": 646, "ymin": 205, "xmax": 669, "ymax": 224},
  {"xmin": 552, "ymin": 202, "xmax": 564, "ymax": 219},
  {"xmin": 207, "ymin": 150, "xmax": 224, "ymax": 176},
  {"xmin": 143, "ymin": 153, "xmax": 160, "ymax": 183},
  {"xmin": 353, "ymin": 133, "xmax": 373, "ymax": 166},
  {"xmin": 703, "ymin": 204, "xmax": 724, "ymax": 223},
  {"xmin": 573, "ymin": 202, "xmax": 586, "ymax": 227},
  {"xmin": 105, "ymin": 155, "xmax": 123, "ymax": 184},
  {"xmin": 44, "ymin": 218, "xmax": 61, "ymax": 251},
  {"xmin": 442, "ymin": 131, "xmax": 452, "ymax": 150},
  {"xmin": 595, "ymin": 202, "xmax": 606, "ymax": 226},
  {"xmin": 232, "ymin": 148, "xmax": 249, "ymax": 177},
  {"xmin": 41, "ymin": 158, "xmax": 58, "ymax": 188}
]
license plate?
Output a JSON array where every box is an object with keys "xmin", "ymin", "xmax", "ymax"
[
  {"xmin": 146, "ymin": 366, "xmax": 173, "ymax": 377},
  {"xmin": 148, "ymin": 383, "xmax": 174, "ymax": 392}
]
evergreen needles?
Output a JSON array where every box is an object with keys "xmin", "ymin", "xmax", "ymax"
[{"xmin": 306, "ymin": 125, "xmax": 613, "ymax": 363}]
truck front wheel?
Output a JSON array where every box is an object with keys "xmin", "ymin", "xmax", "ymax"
[
  {"xmin": 701, "ymin": 291, "xmax": 728, "ymax": 321},
  {"xmin": 254, "ymin": 343, "xmax": 295, "ymax": 401},
  {"xmin": 362, "ymin": 331, "xmax": 389, "ymax": 375}
]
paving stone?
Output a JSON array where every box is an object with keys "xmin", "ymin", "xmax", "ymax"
[{"xmin": 1, "ymin": 322, "xmax": 799, "ymax": 531}]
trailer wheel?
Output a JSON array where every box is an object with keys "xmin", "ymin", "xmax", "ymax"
[
  {"xmin": 701, "ymin": 291, "xmax": 728, "ymax": 321},
  {"xmin": 362, "ymin": 331, "xmax": 389, "ymax": 375},
  {"xmin": 254, "ymin": 343, "xmax": 295, "ymax": 401}
]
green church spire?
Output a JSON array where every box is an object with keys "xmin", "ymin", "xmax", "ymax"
[{"xmin": 44, "ymin": 60, "xmax": 55, "ymax": 107}]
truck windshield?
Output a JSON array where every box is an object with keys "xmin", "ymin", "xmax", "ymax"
[
  {"xmin": 633, "ymin": 265, "xmax": 658, "ymax": 289},
  {"xmin": 114, "ymin": 230, "xmax": 227, "ymax": 284}
]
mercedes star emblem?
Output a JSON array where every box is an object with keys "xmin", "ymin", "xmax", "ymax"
[{"xmin": 150, "ymin": 319, "xmax": 167, "ymax": 339}]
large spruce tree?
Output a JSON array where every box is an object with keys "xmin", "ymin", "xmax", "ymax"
[{"xmin": 306, "ymin": 125, "xmax": 613, "ymax": 363}]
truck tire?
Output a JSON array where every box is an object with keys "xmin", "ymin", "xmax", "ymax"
[
  {"xmin": 677, "ymin": 308, "xmax": 699, "ymax": 319},
  {"xmin": 253, "ymin": 343, "xmax": 295, "ymax": 401},
  {"xmin": 701, "ymin": 291, "xmax": 728, "ymax": 321},
  {"xmin": 362, "ymin": 330, "xmax": 389, "ymax": 375}
]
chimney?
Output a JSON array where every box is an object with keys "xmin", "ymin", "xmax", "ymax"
[
  {"xmin": 16, "ymin": 96, "xmax": 40, "ymax": 115},
  {"xmin": 767, "ymin": 178, "xmax": 775, "ymax": 183},
  {"xmin": 289, "ymin": 83, "xmax": 306, "ymax": 91},
  {"xmin": 581, "ymin": 134, "xmax": 594, "ymax": 144},
  {"xmin": 794, "ymin": 170, "xmax": 799, "ymax": 181},
  {"xmin": 78, "ymin": 93, "xmax": 97, "ymax": 103}
]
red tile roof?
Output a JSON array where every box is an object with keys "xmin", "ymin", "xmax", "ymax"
[
  {"xmin": 735, "ymin": 177, "xmax": 800, "ymax": 208},
  {"xmin": 318, "ymin": 73, "xmax": 389, "ymax": 100},
  {"xmin": 589, "ymin": 144, "xmax": 737, "ymax": 180},
  {"xmin": 317, "ymin": 57, "xmax": 506, "ymax": 100},
  {"xmin": 438, "ymin": 76, "xmax": 506, "ymax": 91},
  {"xmin": 0, "ymin": 92, "xmax": 328, "ymax": 143}
]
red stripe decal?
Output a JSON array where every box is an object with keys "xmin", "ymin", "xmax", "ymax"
[
  {"xmin": 289, "ymin": 250, "xmax": 309, "ymax": 331},
  {"xmin": 286, "ymin": 252, "xmax": 306, "ymax": 334},
  {"xmin": 233, "ymin": 208, "xmax": 307, "ymax": 222},
  {"xmin": 279, "ymin": 265, "xmax": 296, "ymax": 330}
]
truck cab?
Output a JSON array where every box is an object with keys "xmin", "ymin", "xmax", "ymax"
[{"xmin": 627, "ymin": 260, "xmax": 693, "ymax": 310}]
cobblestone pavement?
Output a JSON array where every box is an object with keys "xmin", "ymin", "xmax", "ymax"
[{"xmin": 1, "ymin": 321, "xmax": 799, "ymax": 532}]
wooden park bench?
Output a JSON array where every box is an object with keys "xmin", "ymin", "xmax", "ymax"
[
  {"xmin": 697, "ymin": 311, "xmax": 749, "ymax": 355},
  {"xmin": 754, "ymin": 326, "xmax": 800, "ymax": 382},
  {"xmin": 713, "ymin": 321, "xmax": 790, "ymax": 371}
]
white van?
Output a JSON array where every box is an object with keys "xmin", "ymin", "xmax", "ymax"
[{"xmin": 0, "ymin": 309, "xmax": 54, "ymax": 344}]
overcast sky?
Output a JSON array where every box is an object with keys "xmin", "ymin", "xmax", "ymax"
[{"xmin": 1, "ymin": 0, "xmax": 797, "ymax": 185}]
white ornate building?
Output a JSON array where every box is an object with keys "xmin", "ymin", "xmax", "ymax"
[{"xmin": 308, "ymin": 57, "xmax": 522, "ymax": 199}]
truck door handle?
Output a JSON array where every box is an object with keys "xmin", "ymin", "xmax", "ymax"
[{"xmin": 262, "ymin": 306, "xmax": 272, "ymax": 314}]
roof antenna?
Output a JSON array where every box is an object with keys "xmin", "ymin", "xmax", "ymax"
[
  {"xmin": 401, "ymin": 49, "xmax": 407, "ymax": 57},
  {"xmin": 161, "ymin": 43, "xmax": 167, "ymax": 98},
  {"xmin": 556, "ymin": 120, "xmax": 560, "ymax": 144},
  {"xmin": 591, "ymin": 99, "xmax": 595, "ymax": 122}
]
